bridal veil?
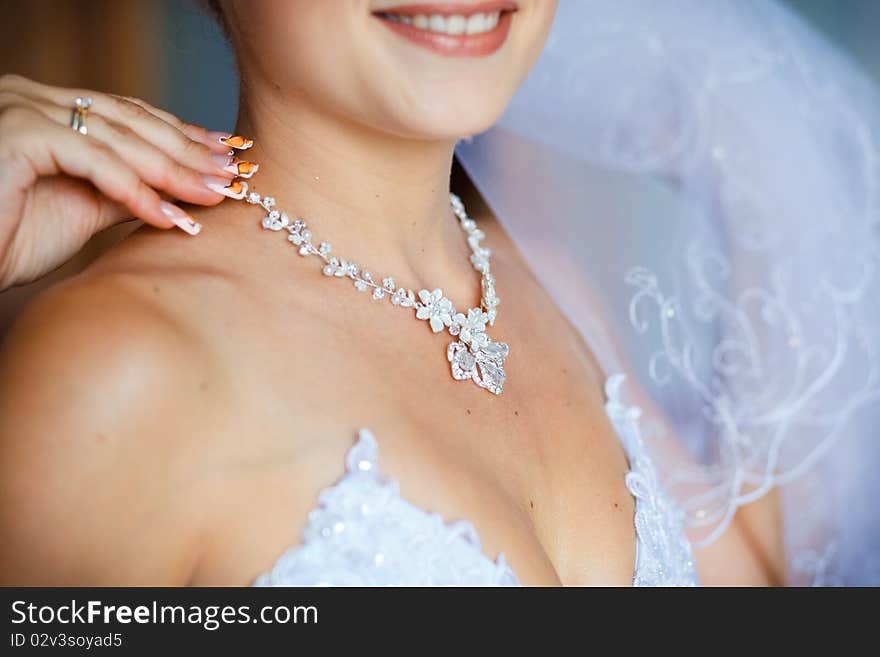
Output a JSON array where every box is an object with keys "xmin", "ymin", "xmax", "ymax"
[{"xmin": 457, "ymin": 0, "xmax": 880, "ymax": 585}]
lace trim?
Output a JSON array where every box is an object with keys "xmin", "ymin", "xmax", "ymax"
[
  {"xmin": 604, "ymin": 374, "xmax": 699, "ymax": 586},
  {"xmin": 254, "ymin": 429, "xmax": 519, "ymax": 586}
]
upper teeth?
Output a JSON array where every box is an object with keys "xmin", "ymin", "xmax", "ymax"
[{"xmin": 386, "ymin": 12, "xmax": 502, "ymax": 35}]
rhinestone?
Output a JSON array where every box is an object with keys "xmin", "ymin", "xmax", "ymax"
[
  {"xmin": 252, "ymin": 190, "xmax": 505, "ymax": 396},
  {"xmin": 470, "ymin": 255, "xmax": 487, "ymax": 272},
  {"xmin": 401, "ymin": 291, "xmax": 416, "ymax": 308}
]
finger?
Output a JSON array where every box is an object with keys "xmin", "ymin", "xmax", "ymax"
[
  {"xmin": 88, "ymin": 114, "xmax": 230, "ymax": 207},
  {"xmin": 111, "ymin": 98, "xmax": 256, "ymax": 156},
  {"xmin": 0, "ymin": 93, "xmax": 228, "ymax": 207},
  {"xmin": 1, "ymin": 106, "xmax": 200, "ymax": 235},
  {"xmin": 1, "ymin": 76, "xmax": 245, "ymax": 173},
  {"xmin": 93, "ymin": 93, "xmax": 238, "ymax": 161},
  {"xmin": 110, "ymin": 94, "xmax": 234, "ymax": 153},
  {"xmin": 89, "ymin": 96, "xmax": 258, "ymax": 175}
]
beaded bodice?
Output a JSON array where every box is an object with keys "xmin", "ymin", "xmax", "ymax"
[{"xmin": 254, "ymin": 374, "xmax": 698, "ymax": 587}]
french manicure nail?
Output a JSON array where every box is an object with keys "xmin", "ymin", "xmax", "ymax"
[
  {"xmin": 218, "ymin": 134, "xmax": 254, "ymax": 150},
  {"xmin": 203, "ymin": 176, "xmax": 248, "ymax": 200},
  {"xmin": 211, "ymin": 152, "xmax": 234, "ymax": 172},
  {"xmin": 204, "ymin": 131, "xmax": 236, "ymax": 152},
  {"xmin": 160, "ymin": 201, "xmax": 202, "ymax": 235},
  {"xmin": 223, "ymin": 158, "xmax": 260, "ymax": 179},
  {"xmin": 206, "ymin": 130, "xmax": 231, "ymax": 143}
]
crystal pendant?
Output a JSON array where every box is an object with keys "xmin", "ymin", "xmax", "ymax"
[{"xmin": 447, "ymin": 338, "xmax": 509, "ymax": 395}]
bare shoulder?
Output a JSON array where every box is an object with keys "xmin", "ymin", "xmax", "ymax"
[{"xmin": 0, "ymin": 254, "xmax": 220, "ymax": 584}]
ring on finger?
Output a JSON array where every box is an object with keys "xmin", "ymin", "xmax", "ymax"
[{"xmin": 70, "ymin": 96, "xmax": 92, "ymax": 136}]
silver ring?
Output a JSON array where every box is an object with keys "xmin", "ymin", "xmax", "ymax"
[{"xmin": 70, "ymin": 96, "xmax": 92, "ymax": 136}]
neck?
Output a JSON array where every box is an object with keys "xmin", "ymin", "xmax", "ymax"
[{"xmin": 232, "ymin": 84, "xmax": 470, "ymax": 288}]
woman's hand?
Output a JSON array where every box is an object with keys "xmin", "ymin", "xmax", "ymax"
[{"xmin": 0, "ymin": 74, "xmax": 252, "ymax": 290}]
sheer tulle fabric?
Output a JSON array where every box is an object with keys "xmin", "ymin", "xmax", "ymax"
[{"xmin": 457, "ymin": 0, "xmax": 880, "ymax": 584}]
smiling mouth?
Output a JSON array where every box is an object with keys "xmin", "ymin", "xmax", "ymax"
[{"xmin": 372, "ymin": 2, "xmax": 518, "ymax": 57}]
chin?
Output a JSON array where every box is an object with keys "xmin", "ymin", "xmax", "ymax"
[{"xmin": 378, "ymin": 86, "xmax": 514, "ymax": 141}]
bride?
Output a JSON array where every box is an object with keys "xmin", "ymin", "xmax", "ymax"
[{"xmin": 0, "ymin": 0, "xmax": 877, "ymax": 586}]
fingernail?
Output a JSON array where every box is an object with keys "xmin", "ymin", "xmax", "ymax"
[
  {"xmin": 160, "ymin": 201, "xmax": 202, "ymax": 235},
  {"xmin": 203, "ymin": 131, "xmax": 235, "ymax": 152},
  {"xmin": 206, "ymin": 130, "xmax": 231, "ymax": 143},
  {"xmin": 218, "ymin": 134, "xmax": 254, "ymax": 150},
  {"xmin": 223, "ymin": 158, "xmax": 260, "ymax": 179},
  {"xmin": 211, "ymin": 152, "xmax": 234, "ymax": 172},
  {"xmin": 203, "ymin": 176, "xmax": 248, "ymax": 200}
]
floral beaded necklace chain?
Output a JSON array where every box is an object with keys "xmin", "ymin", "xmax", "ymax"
[{"xmin": 219, "ymin": 157, "xmax": 509, "ymax": 395}]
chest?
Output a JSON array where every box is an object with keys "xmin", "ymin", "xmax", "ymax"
[{"xmin": 182, "ymin": 262, "xmax": 638, "ymax": 585}]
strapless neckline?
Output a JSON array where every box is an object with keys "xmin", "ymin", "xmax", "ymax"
[{"xmin": 253, "ymin": 374, "xmax": 698, "ymax": 586}]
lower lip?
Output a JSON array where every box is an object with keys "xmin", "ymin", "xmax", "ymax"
[{"xmin": 375, "ymin": 12, "xmax": 514, "ymax": 57}]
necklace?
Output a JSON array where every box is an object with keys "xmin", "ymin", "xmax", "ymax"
[{"xmin": 233, "ymin": 185, "xmax": 509, "ymax": 395}]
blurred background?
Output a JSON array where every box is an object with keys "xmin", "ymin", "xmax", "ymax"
[{"xmin": 2, "ymin": 0, "xmax": 879, "ymax": 335}]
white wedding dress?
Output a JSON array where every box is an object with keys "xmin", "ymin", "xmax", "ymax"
[{"xmin": 254, "ymin": 375, "xmax": 698, "ymax": 587}]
